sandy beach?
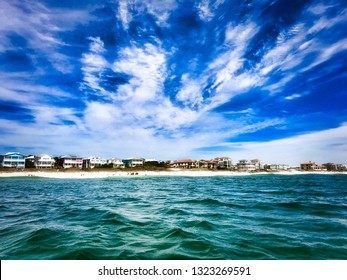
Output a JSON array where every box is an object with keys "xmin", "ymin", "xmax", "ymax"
[{"xmin": 0, "ymin": 169, "xmax": 344, "ymax": 179}]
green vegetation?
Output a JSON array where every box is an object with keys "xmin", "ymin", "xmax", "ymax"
[
  {"xmin": 96, "ymin": 163, "xmax": 114, "ymax": 169},
  {"xmin": 143, "ymin": 161, "xmax": 169, "ymax": 168},
  {"xmin": 25, "ymin": 159, "xmax": 35, "ymax": 169}
]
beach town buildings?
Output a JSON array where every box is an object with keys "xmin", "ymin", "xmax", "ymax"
[
  {"xmin": 170, "ymin": 159, "xmax": 198, "ymax": 169},
  {"xmin": 107, "ymin": 158, "xmax": 125, "ymax": 168},
  {"xmin": 170, "ymin": 157, "xmax": 233, "ymax": 169},
  {"xmin": 207, "ymin": 160, "xmax": 218, "ymax": 169},
  {"xmin": 1, "ymin": 150, "xmax": 346, "ymax": 172},
  {"xmin": 300, "ymin": 161, "xmax": 315, "ymax": 170},
  {"xmin": 268, "ymin": 164, "xmax": 289, "ymax": 171},
  {"xmin": 34, "ymin": 154, "xmax": 55, "ymax": 169},
  {"xmin": 215, "ymin": 157, "xmax": 233, "ymax": 169},
  {"xmin": 300, "ymin": 161, "xmax": 326, "ymax": 171},
  {"xmin": 237, "ymin": 160, "xmax": 255, "ymax": 171},
  {"xmin": 250, "ymin": 159, "xmax": 263, "ymax": 170},
  {"xmin": 122, "ymin": 158, "xmax": 145, "ymax": 168},
  {"xmin": 82, "ymin": 156, "xmax": 107, "ymax": 169},
  {"xmin": 0, "ymin": 152, "xmax": 26, "ymax": 168},
  {"xmin": 236, "ymin": 159, "xmax": 263, "ymax": 172},
  {"xmin": 59, "ymin": 155, "xmax": 83, "ymax": 169},
  {"xmin": 196, "ymin": 159, "xmax": 217, "ymax": 169},
  {"xmin": 197, "ymin": 159, "xmax": 210, "ymax": 169}
]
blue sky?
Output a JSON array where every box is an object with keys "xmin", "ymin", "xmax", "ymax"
[{"xmin": 0, "ymin": 0, "xmax": 346, "ymax": 165}]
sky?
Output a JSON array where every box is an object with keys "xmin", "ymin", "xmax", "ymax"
[{"xmin": 0, "ymin": 0, "xmax": 346, "ymax": 165}]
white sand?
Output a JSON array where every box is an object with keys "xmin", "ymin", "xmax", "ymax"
[{"xmin": 0, "ymin": 169, "xmax": 344, "ymax": 179}]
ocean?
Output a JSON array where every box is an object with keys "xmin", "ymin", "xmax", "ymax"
[{"xmin": 0, "ymin": 174, "xmax": 346, "ymax": 260}]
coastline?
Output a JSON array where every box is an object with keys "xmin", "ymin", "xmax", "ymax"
[{"xmin": 0, "ymin": 169, "xmax": 345, "ymax": 179}]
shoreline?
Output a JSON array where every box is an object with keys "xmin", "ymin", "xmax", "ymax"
[{"xmin": 0, "ymin": 169, "xmax": 346, "ymax": 179}]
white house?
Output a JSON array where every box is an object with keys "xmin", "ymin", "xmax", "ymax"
[
  {"xmin": 34, "ymin": 154, "xmax": 55, "ymax": 168},
  {"xmin": 60, "ymin": 155, "xmax": 83, "ymax": 169},
  {"xmin": 237, "ymin": 160, "xmax": 256, "ymax": 172},
  {"xmin": 250, "ymin": 159, "xmax": 263, "ymax": 170},
  {"xmin": 170, "ymin": 159, "xmax": 198, "ymax": 169},
  {"xmin": 269, "ymin": 164, "xmax": 289, "ymax": 171},
  {"xmin": 82, "ymin": 156, "xmax": 107, "ymax": 169},
  {"xmin": 215, "ymin": 157, "xmax": 233, "ymax": 169},
  {"xmin": 107, "ymin": 158, "xmax": 125, "ymax": 168},
  {"xmin": 0, "ymin": 152, "xmax": 26, "ymax": 168}
]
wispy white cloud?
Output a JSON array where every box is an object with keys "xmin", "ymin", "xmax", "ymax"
[
  {"xmin": 196, "ymin": 0, "xmax": 214, "ymax": 22},
  {"xmin": 0, "ymin": 71, "xmax": 74, "ymax": 105},
  {"xmin": 144, "ymin": 0, "xmax": 177, "ymax": 25},
  {"xmin": 81, "ymin": 37, "xmax": 108, "ymax": 94},
  {"xmin": 165, "ymin": 3, "xmax": 347, "ymax": 147},
  {"xmin": 196, "ymin": 0, "xmax": 227, "ymax": 22},
  {"xmin": 112, "ymin": 43, "xmax": 167, "ymax": 103},
  {"xmin": 81, "ymin": 40, "xmax": 203, "ymax": 137},
  {"xmin": 224, "ymin": 108, "xmax": 254, "ymax": 115},
  {"xmin": 307, "ymin": 3, "xmax": 335, "ymax": 15},
  {"xmin": 177, "ymin": 21, "xmax": 260, "ymax": 110},
  {"xmin": 301, "ymin": 38, "xmax": 347, "ymax": 72},
  {"xmin": 284, "ymin": 93, "xmax": 305, "ymax": 100},
  {"xmin": 176, "ymin": 74, "xmax": 203, "ymax": 108},
  {"xmin": 117, "ymin": 0, "xmax": 132, "ymax": 30},
  {"xmin": 117, "ymin": 0, "xmax": 177, "ymax": 28},
  {"xmin": 0, "ymin": 0, "xmax": 93, "ymax": 72},
  {"xmin": 257, "ymin": 6, "xmax": 347, "ymax": 92}
]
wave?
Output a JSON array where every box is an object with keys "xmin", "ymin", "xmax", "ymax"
[{"xmin": 181, "ymin": 198, "xmax": 246, "ymax": 209}]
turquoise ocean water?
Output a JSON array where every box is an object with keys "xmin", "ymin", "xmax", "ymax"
[{"xmin": 0, "ymin": 174, "xmax": 346, "ymax": 259}]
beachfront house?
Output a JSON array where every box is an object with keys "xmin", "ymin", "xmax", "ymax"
[
  {"xmin": 82, "ymin": 156, "xmax": 107, "ymax": 169},
  {"xmin": 236, "ymin": 159, "xmax": 263, "ymax": 171},
  {"xmin": 250, "ymin": 159, "xmax": 263, "ymax": 170},
  {"xmin": 236, "ymin": 160, "xmax": 256, "ymax": 172},
  {"xmin": 0, "ymin": 152, "xmax": 26, "ymax": 168},
  {"xmin": 122, "ymin": 158, "xmax": 145, "ymax": 168},
  {"xmin": 269, "ymin": 164, "xmax": 289, "ymax": 171},
  {"xmin": 215, "ymin": 157, "xmax": 233, "ymax": 169},
  {"xmin": 34, "ymin": 154, "xmax": 55, "ymax": 168},
  {"xmin": 170, "ymin": 159, "xmax": 198, "ymax": 169},
  {"xmin": 197, "ymin": 159, "xmax": 209, "ymax": 168},
  {"xmin": 107, "ymin": 158, "xmax": 125, "ymax": 168},
  {"xmin": 301, "ymin": 161, "xmax": 315, "ymax": 170},
  {"xmin": 300, "ymin": 161, "xmax": 325, "ymax": 171},
  {"xmin": 59, "ymin": 155, "xmax": 83, "ymax": 169}
]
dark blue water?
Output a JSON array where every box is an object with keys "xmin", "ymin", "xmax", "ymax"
[{"xmin": 0, "ymin": 174, "xmax": 346, "ymax": 259}]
